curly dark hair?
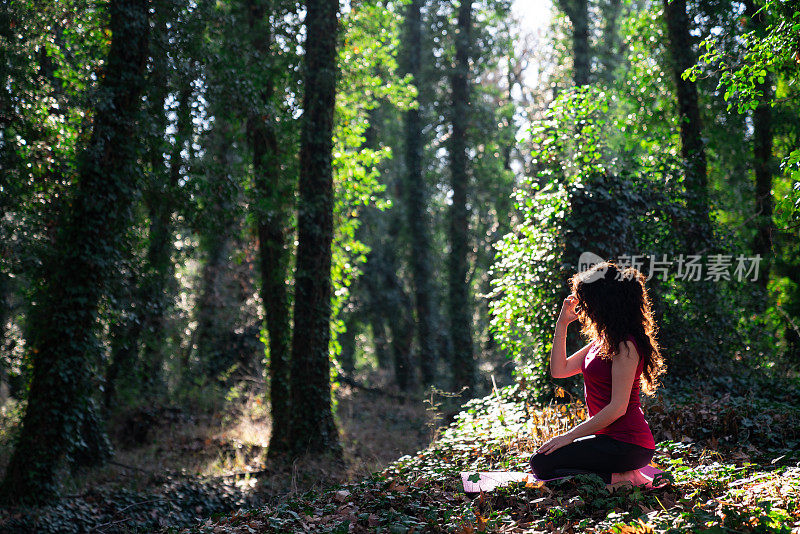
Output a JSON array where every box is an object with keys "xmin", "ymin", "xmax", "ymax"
[{"xmin": 569, "ymin": 261, "xmax": 666, "ymax": 395}]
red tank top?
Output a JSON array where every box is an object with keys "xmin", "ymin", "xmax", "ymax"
[{"xmin": 581, "ymin": 334, "xmax": 655, "ymax": 449}]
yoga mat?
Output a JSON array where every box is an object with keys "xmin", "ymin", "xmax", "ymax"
[{"xmin": 460, "ymin": 465, "xmax": 667, "ymax": 493}]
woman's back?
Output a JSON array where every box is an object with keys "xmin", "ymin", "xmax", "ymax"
[{"xmin": 581, "ymin": 334, "xmax": 655, "ymax": 449}]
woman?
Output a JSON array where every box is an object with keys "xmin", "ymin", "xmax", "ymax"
[{"xmin": 529, "ymin": 261, "xmax": 666, "ymax": 486}]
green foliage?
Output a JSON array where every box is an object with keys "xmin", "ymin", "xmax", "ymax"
[
  {"xmin": 329, "ymin": 0, "xmax": 415, "ymax": 387},
  {"xmin": 489, "ymin": 54, "xmax": 784, "ymax": 393},
  {"xmin": 488, "ymin": 86, "xmax": 640, "ymax": 399},
  {"xmin": 775, "ymin": 150, "xmax": 800, "ymax": 231},
  {"xmin": 685, "ymin": 0, "xmax": 800, "ymax": 231},
  {"xmin": 0, "ymin": 0, "xmax": 111, "ymax": 399}
]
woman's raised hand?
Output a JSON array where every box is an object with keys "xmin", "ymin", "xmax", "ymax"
[{"xmin": 557, "ymin": 294, "xmax": 580, "ymax": 325}]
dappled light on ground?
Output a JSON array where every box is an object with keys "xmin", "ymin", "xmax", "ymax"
[
  {"xmin": 177, "ymin": 383, "xmax": 800, "ymax": 533},
  {"xmin": 0, "ymin": 383, "xmax": 432, "ymax": 533}
]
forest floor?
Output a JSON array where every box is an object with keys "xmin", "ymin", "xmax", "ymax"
[
  {"xmin": 2, "ymin": 373, "xmax": 800, "ymax": 533},
  {"xmin": 168, "ymin": 375, "xmax": 800, "ymax": 534},
  {"xmin": 0, "ymin": 371, "xmax": 436, "ymax": 533}
]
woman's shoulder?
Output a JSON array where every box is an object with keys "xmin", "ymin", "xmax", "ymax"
[
  {"xmin": 621, "ymin": 333, "xmax": 638, "ymax": 348},
  {"xmin": 618, "ymin": 334, "xmax": 642, "ymax": 363}
]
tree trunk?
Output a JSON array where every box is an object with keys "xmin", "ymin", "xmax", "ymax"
[
  {"xmin": 0, "ymin": 0, "xmax": 149, "ymax": 504},
  {"xmin": 571, "ymin": 0, "xmax": 590, "ymax": 86},
  {"xmin": 387, "ymin": 205, "xmax": 416, "ymax": 392},
  {"xmin": 191, "ymin": 101, "xmax": 243, "ymax": 380},
  {"xmin": 745, "ymin": 0, "xmax": 773, "ymax": 291},
  {"xmin": 104, "ymin": 270, "xmax": 139, "ymax": 410},
  {"xmin": 245, "ymin": 0, "xmax": 294, "ymax": 457},
  {"xmin": 287, "ymin": 0, "xmax": 341, "ymax": 456},
  {"xmin": 70, "ymin": 398, "xmax": 112, "ymax": 469},
  {"xmin": 448, "ymin": 0, "xmax": 476, "ymax": 394},
  {"xmin": 360, "ymin": 219, "xmax": 392, "ymax": 371},
  {"xmin": 104, "ymin": 17, "xmax": 187, "ymax": 406},
  {"xmin": 138, "ymin": 85, "xmax": 191, "ymax": 382},
  {"xmin": 663, "ymin": 0, "xmax": 711, "ymax": 243},
  {"xmin": 0, "ymin": 1, "xmax": 17, "ymax": 203},
  {"xmin": 598, "ymin": 0, "xmax": 622, "ymax": 84},
  {"xmin": 338, "ymin": 311, "xmax": 358, "ymax": 375},
  {"xmin": 135, "ymin": 12, "xmax": 171, "ymax": 391},
  {"xmin": 359, "ymin": 205, "xmax": 416, "ymax": 389},
  {"xmin": 402, "ymin": 0, "xmax": 437, "ymax": 386},
  {"xmin": 368, "ymin": 286, "xmax": 392, "ymax": 370},
  {"xmin": 194, "ymin": 211, "xmax": 233, "ymax": 378},
  {"xmin": 0, "ymin": 272, "xmax": 10, "ymax": 402},
  {"xmin": 557, "ymin": 0, "xmax": 591, "ymax": 86}
]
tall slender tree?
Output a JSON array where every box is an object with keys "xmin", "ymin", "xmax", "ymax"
[
  {"xmin": 448, "ymin": 0, "xmax": 476, "ymax": 393},
  {"xmin": 360, "ymin": 199, "xmax": 416, "ymax": 390},
  {"xmin": 0, "ymin": 0, "xmax": 16, "ymax": 375},
  {"xmin": 744, "ymin": 0, "xmax": 774, "ymax": 291},
  {"xmin": 0, "ymin": 0, "xmax": 150, "ymax": 503},
  {"xmin": 558, "ymin": 0, "xmax": 591, "ymax": 86},
  {"xmin": 598, "ymin": 0, "xmax": 623, "ymax": 83},
  {"xmin": 287, "ymin": 0, "xmax": 341, "ymax": 456},
  {"xmin": 104, "ymin": 8, "xmax": 188, "ymax": 406},
  {"xmin": 244, "ymin": 0, "xmax": 295, "ymax": 456},
  {"xmin": 402, "ymin": 0, "xmax": 437, "ymax": 386},
  {"xmin": 138, "ymin": 83, "xmax": 192, "ymax": 380},
  {"xmin": 193, "ymin": 112, "xmax": 240, "ymax": 380},
  {"xmin": 663, "ymin": 0, "xmax": 711, "ymax": 243}
]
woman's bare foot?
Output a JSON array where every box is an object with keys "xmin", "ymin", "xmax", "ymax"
[{"xmin": 606, "ymin": 469, "xmax": 654, "ymax": 491}]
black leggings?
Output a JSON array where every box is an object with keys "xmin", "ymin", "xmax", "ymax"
[{"xmin": 529, "ymin": 434, "xmax": 654, "ymax": 484}]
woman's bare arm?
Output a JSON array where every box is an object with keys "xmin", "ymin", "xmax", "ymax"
[
  {"xmin": 551, "ymin": 336, "xmax": 592, "ymax": 378},
  {"xmin": 550, "ymin": 294, "xmax": 589, "ymax": 378}
]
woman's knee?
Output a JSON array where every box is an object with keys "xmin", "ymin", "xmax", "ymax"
[{"xmin": 529, "ymin": 452, "xmax": 554, "ymax": 479}]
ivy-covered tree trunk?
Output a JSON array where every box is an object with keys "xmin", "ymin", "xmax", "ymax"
[
  {"xmin": 402, "ymin": 0, "xmax": 437, "ymax": 386},
  {"xmin": 369, "ymin": 297, "xmax": 392, "ymax": 370},
  {"xmin": 104, "ymin": 15, "xmax": 187, "ymax": 406},
  {"xmin": 0, "ymin": 1, "xmax": 16, "ymax": 224},
  {"xmin": 104, "ymin": 263, "xmax": 141, "ymax": 410},
  {"xmin": 338, "ymin": 311, "xmax": 358, "ymax": 375},
  {"xmin": 558, "ymin": 0, "xmax": 590, "ymax": 86},
  {"xmin": 598, "ymin": 0, "xmax": 622, "ymax": 84},
  {"xmin": 2, "ymin": 3, "xmax": 27, "ymax": 385},
  {"xmin": 194, "ymin": 216, "xmax": 234, "ymax": 378},
  {"xmin": 745, "ymin": 0, "xmax": 773, "ymax": 291},
  {"xmin": 193, "ymin": 111, "xmax": 240, "ymax": 380},
  {"xmin": 387, "ymin": 205, "xmax": 416, "ymax": 391},
  {"xmin": 287, "ymin": 0, "xmax": 341, "ymax": 456},
  {"xmin": 367, "ymin": 177, "xmax": 417, "ymax": 390},
  {"xmin": 245, "ymin": 0, "xmax": 294, "ymax": 457},
  {"xmin": 751, "ymin": 83, "xmax": 773, "ymax": 286},
  {"xmin": 138, "ymin": 85, "xmax": 191, "ymax": 382},
  {"xmin": 359, "ymin": 211, "xmax": 392, "ymax": 372},
  {"xmin": 142, "ymin": 12, "xmax": 171, "ymax": 371},
  {"xmin": 448, "ymin": 0, "xmax": 476, "ymax": 393},
  {"xmin": 360, "ymin": 205, "xmax": 416, "ymax": 389},
  {"xmin": 663, "ymin": 0, "xmax": 710, "ymax": 243},
  {"xmin": 0, "ymin": 0, "xmax": 149, "ymax": 504},
  {"xmin": 0, "ymin": 273, "xmax": 10, "ymax": 400}
]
